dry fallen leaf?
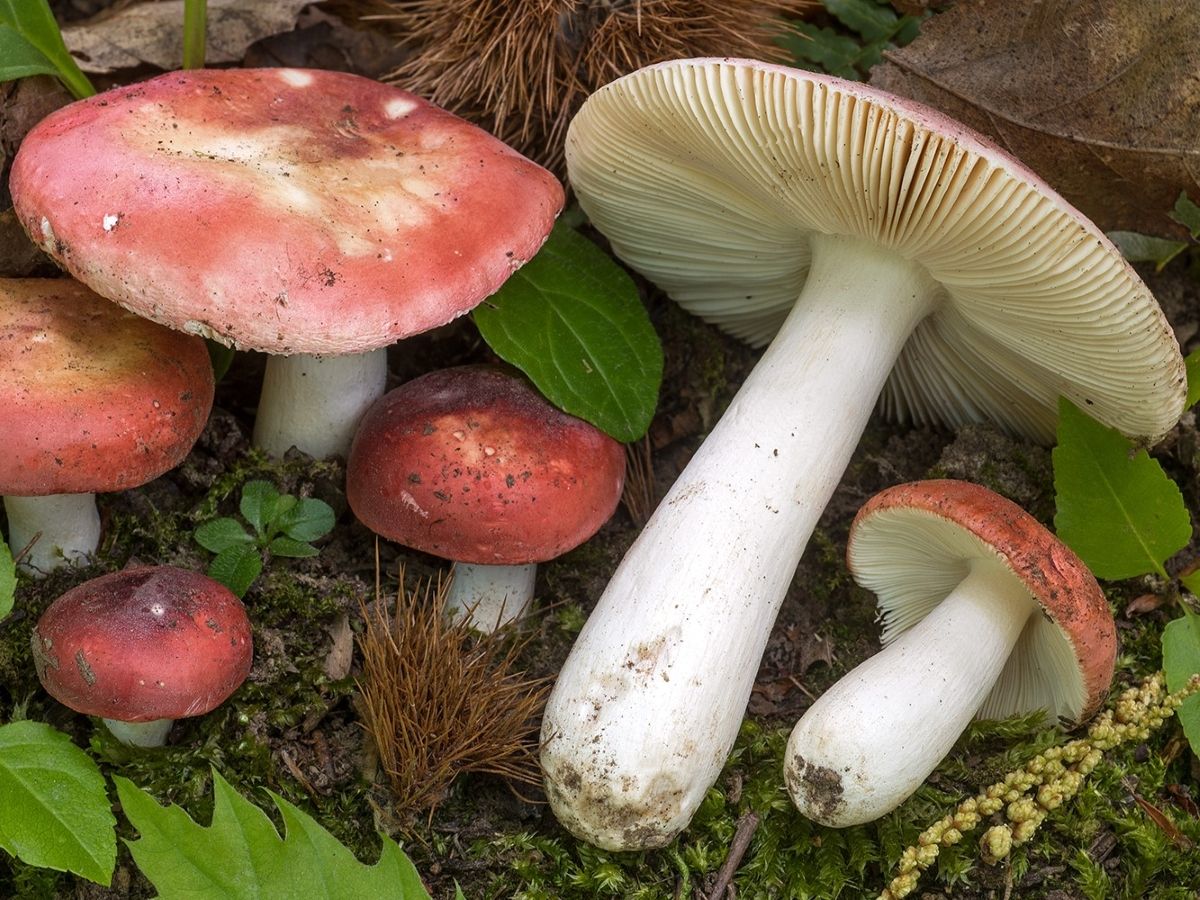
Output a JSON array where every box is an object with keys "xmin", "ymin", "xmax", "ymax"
[
  {"xmin": 322, "ymin": 612, "xmax": 354, "ymax": 681},
  {"xmin": 870, "ymin": 0, "xmax": 1200, "ymax": 236},
  {"xmin": 62, "ymin": 0, "xmax": 312, "ymax": 74}
]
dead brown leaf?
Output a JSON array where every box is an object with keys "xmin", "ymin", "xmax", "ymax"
[
  {"xmin": 870, "ymin": 0, "xmax": 1200, "ymax": 236},
  {"xmin": 62, "ymin": 0, "xmax": 312, "ymax": 74},
  {"xmin": 322, "ymin": 612, "xmax": 354, "ymax": 681}
]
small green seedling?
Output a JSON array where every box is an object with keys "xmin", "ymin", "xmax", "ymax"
[
  {"xmin": 194, "ymin": 480, "xmax": 335, "ymax": 597},
  {"xmin": 779, "ymin": 0, "xmax": 924, "ymax": 81},
  {"xmin": 0, "ymin": 535, "xmax": 14, "ymax": 621}
]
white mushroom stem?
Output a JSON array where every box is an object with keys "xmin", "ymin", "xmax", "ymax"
[
  {"xmin": 102, "ymin": 717, "xmax": 173, "ymax": 748},
  {"xmin": 253, "ymin": 349, "xmax": 388, "ymax": 459},
  {"xmin": 785, "ymin": 558, "xmax": 1035, "ymax": 826},
  {"xmin": 541, "ymin": 236, "xmax": 940, "ymax": 849},
  {"xmin": 4, "ymin": 494, "xmax": 101, "ymax": 576},
  {"xmin": 446, "ymin": 562, "xmax": 537, "ymax": 632}
]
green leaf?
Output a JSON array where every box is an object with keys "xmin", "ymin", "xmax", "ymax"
[
  {"xmin": 1162, "ymin": 614, "xmax": 1200, "ymax": 754},
  {"xmin": 0, "ymin": 535, "xmax": 14, "ymax": 621},
  {"xmin": 1106, "ymin": 230, "xmax": 1188, "ymax": 272},
  {"xmin": 276, "ymin": 497, "xmax": 336, "ymax": 543},
  {"xmin": 780, "ymin": 22, "xmax": 874, "ymax": 80},
  {"xmin": 115, "ymin": 769, "xmax": 433, "ymax": 899},
  {"xmin": 239, "ymin": 480, "xmax": 281, "ymax": 536},
  {"xmin": 206, "ymin": 339, "xmax": 236, "ymax": 383},
  {"xmin": 0, "ymin": 24, "xmax": 60, "ymax": 83},
  {"xmin": 1169, "ymin": 191, "xmax": 1200, "ymax": 238},
  {"xmin": 194, "ymin": 518, "xmax": 254, "ymax": 553},
  {"xmin": 207, "ymin": 544, "xmax": 263, "ymax": 597},
  {"xmin": 824, "ymin": 0, "xmax": 903, "ymax": 42},
  {"xmin": 0, "ymin": 721, "xmax": 116, "ymax": 885},
  {"xmin": 473, "ymin": 224, "xmax": 663, "ymax": 442},
  {"xmin": 1186, "ymin": 349, "xmax": 1200, "ymax": 410},
  {"xmin": 0, "ymin": 0, "xmax": 93, "ymax": 98},
  {"xmin": 1052, "ymin": 397, "xmax": 1191, "ymax": 580},
  {"xmin": 1181, "ymin": 568, "xmax": 1200, "ymax": 597},
  {"xmin": 267, "ymin": 536, "xmax": 319, "ymax": 559}
]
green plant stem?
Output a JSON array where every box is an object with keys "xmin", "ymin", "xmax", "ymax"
[
  {"xmin": 182, "ymin": 0, "xmax": 206, "ymax": 69},
  {"xmin": 57, "ymin": 60, "xmax": 94, "ymax": 99}
]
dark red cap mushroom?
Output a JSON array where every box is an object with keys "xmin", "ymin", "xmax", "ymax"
[
  {"xmin": 347, "ymin": 365, "xmax": 625, "ymax": 629},
  {"xmin": 32, "ymin": 566, "xmax": 253, "ymax": 746}
]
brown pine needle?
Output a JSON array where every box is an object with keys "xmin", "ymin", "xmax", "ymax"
[{"xmin": 357, "ymin": 567, "xmax": 550, "ymax": 817}]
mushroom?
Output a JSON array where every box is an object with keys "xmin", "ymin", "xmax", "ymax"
[
  {"xmin": 785, "ymin": 479, "xmax": 1115, "ymax": 826},
  {"xmin": 9, "ymin": 68, "xmax": 563, "ymax": 459},
  {"xmin": 347, "ymin": 366, "xmax": 625, "ymax": 631},
  {"xmin": 31, "ymin": 566, "xmax": 253, "ymax": 747},
  {"xmin": 541, "ymin": 58, "xmax": 1185, "ymax": 849},
  {"xmin": 0, "ymin": 278, "xmax": 214, "ymax": 574}
]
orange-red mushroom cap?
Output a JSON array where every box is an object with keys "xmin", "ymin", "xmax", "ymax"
[
  {"xmin": 32, "ymin": 566, "xmax": 253, "ymax": 723},
  {"xmin": 847, "ymin": 479, "xmax": 1115, "ymax": 724},
  {"xmin": 347, "ymin": 366, "xmax": 626, "ymax": 565},
  {"xmin": 0, "ymin": 278, "xmax": 214, "ymax": 495},
  {"xmin": 9, "ymin": 68, "xmax": 565, "ymax": 354}
]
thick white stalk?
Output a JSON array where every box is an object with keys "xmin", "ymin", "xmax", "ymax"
[
  {"xmin": 540, "ymin": 237, "xmax": 940, "ymax": 849},
  {"xmin": 103, "ymin": 717, "xmax": 173, "ymax": 748},
  {"xmin": 785, "ymin": 560, "xmax": 1035, "ymax": 825},
  {"xmin": 4, "ymin": 493, "xmax": 100, "ymax": 575},
  {"xmin": 253, "ymin": 349, "xmax": 388, "ymax": 459},
  {"xmin": 446, "ymin": 561, "xmax": 537, "ymax": 632}
]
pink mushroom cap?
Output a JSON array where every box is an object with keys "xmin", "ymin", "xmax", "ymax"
[
  {"xmin": 347, "ymin": 366, "xmax": 626, "ymax": 564},
  {"xmin": 9, "ymin": 68, "xmax": 565, "ymax": 354},
  {"xmin": 0, "ymin": 277, "xmax": 214, "ymax": 495},
  {"xmin": 32, "ymin": 566, "xmax": 253, "ymax": 723}
]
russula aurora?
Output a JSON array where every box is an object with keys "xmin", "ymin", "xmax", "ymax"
[
  {"xmin": 346, "ymin": 366, "xmax": 625, "ymax": 631},
  {"xmin": 785, "ymin": 479, "xmax": 1116, "ymax": 826},
  {"xmin": 541, "ymin": 58, "xmax": 1185, "ymax": 850},
  {"xmin": 0, "ymin": 278, "xmax": 213, "ymax": 574},
  {"xmin": 9, "ymin": 68, "xmax": 563, "ymax": 459},
  {"xmin": 32, "ymin": 566, "xmax": 253, "ymax": 747}
]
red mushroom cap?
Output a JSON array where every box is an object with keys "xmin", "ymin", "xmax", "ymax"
[
  {"xmin": 848, "ymin": 479, "xmax": 1116, "ymax": 723},
  {"xmin": 10, "ymin": 68, "xmax": 564, "ymax": 355},
  {"xmin": 347, "ymin": 366, "xmax": 626, "ymax": 564},
  {"xmin": 31, "ymin": 566, "xmax": 253, "ymax": 723},
  {"xmin": 0, "ymin": 278, "xmax": 214, "ymax": 495}
]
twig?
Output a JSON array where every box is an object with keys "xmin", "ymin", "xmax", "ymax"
[{"xmin": 706, "ymin": 810, "xmax": 760, "ymax": 900}]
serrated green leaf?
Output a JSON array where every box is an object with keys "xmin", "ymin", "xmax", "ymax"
[
  {"xmin": 0, "ymin": 721, "xmax": 116, "ymax": 885},
  {"xmin": 824, "ymin": 0, "xmax": 902, "ymax": 42},
  {"xmin": 1186, "ymin": 349, "xmax": 1200, "ymax": 410},
  {"xmin": 239, "ymin": 480, "xmax": 280, "ymax": 535},
  {"xmin": 780, "ymin": 22, "xmax": 872, "ymax": 80},
  {"xmin": 1106, "ymin": 230, "xmax": 1188, "ymax": 271},
  {"xmin": 473, "ymin": 224, "xmax": 662, "ymax": 442},
  {"xmin": 267, "ymin": 536, "xmax": 318, "ymax": 559},
  {"xmin": 194, "ymin": 518, "xmax": 254, "ymax": 553},
  {"xmin": 207, "ymin": 544, "xmax": 263, "ymax": 598},
  {"xmin": 0, "ymin": 0, "xmax": 93, "ymax": 98},
  {"xmin": 1052, "ymin": 397, "xmax": 1191, "ymax": 580},
  {"xmin": 1169, "ymin": 191, "xmax": 1200, "ymax": 238},
  {"xmin": 0, "ymin": 535, "xmax": 13, "ymax": 621},
  {"xmin": 115, "ymin": 770, "xmax": 433, "ymax": 899},
  {"xmin": 276, "ymin": 497, "xmax": 336, "ymax": 542},
  {"xmin": 1162, "ymin": 614, "xmax": 1200, "ymax": 754}
]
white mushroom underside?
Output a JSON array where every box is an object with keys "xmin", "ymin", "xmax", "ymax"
[{"xmin": 850, "ymin": 509, "xmax": 1087, "ymax": 722}]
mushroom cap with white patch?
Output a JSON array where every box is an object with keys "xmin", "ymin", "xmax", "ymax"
[
  {"xmin": 847, "ymin": 479, "xmax": 1116, "ymax": 725},
  {"xmin": 566, "ymin": 58, "xmax": 1185, "ymax": 443},
  {"xmin": 0, "ymin": 277, "xmax": 214, "ymax": 495},
  {"xmin": 10, "ymin": 68, "xmax": 565, "ymax": 355}
]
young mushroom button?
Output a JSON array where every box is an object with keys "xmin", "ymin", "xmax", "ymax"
[
  {"xmin": 541, "ymin": 57, "xmax": 1184, "ymax": 850},
  {"xmin": 0, "ymin": 278, "xmax": 214, "ymax": 574},
  {"xmin": 346, "ymin": 366, "xmax": 626, "ymax": 632},
  {"xmin": 9, "ymin": 68, "xmax": 563, "ymax": 459},
  {"xmin": 785, "ymin": 480, "xmax": 1116, "ymax": 826},
  {"xmin": 32, "ymin": 566, "xmax": 253, "ymax": 748}
]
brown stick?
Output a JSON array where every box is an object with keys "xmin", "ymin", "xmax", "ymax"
[{"xmin": 706, "ymin": 810, "xmax": 760, "ymax": 900}]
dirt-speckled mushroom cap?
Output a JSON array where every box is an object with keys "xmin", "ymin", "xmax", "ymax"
[
  {"xmin": 0, "ymin": 278, "xmax": 214, "ymax": 496},
  {"xmin": 31, "ymin": 566, "xmax": 253, "ymax": 723},
  {"xmin": 566, "ymin": 58, "xmax": 1185, "ymax": 444},
  {"xmin": 347, "ymin": 366, "xmax": 626, "ymax": 565},
  {"xmin": 10, "ymin": 68, "xmax": 564, "ymax": 355},
  {"xmin": 847, "ymin": 479, "xmax": 1115, "ymax": 724}
]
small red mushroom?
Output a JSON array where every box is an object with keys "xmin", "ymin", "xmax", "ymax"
[
  {"xmin": 347, "ymin": 366, "xmax": 626, "ymax": 631},
  {"xmin": 0, "ymin": 278, "xmax": 214, "ymax": 574},
  {"xmin": 32, "ymin": 566, "xmax": 253, "ymax": 747}
]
